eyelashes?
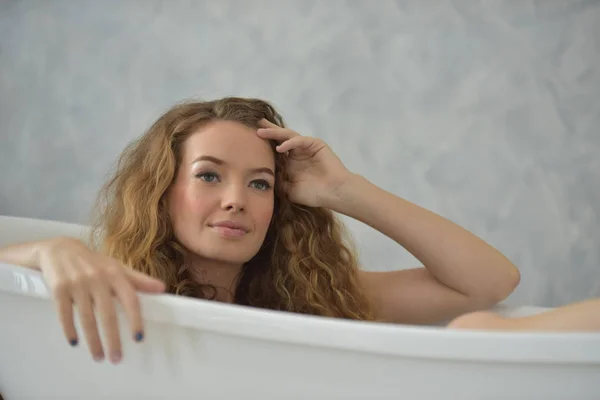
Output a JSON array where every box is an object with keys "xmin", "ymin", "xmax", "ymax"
[
  {"xmin": 196, "ymin": 171, "xmax": 219, "ymax": 183},
  {"xmin": 250, "ymin": 180, "xmax": 272, "ymax": 191},
  {"xmin": 195, "ymin": 171, "xmax": 272, "ymax": 191}
]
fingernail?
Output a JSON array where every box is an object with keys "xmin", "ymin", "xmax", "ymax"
[
  {"xmin": 134, "ymin": 331, "xmax": 144, "ymax": 342},
  {"xmin": 94, "ymin": 354, "xmax": 105, "ymax": 362},
  {"xmin": 110, "ymin": 351, "xmax": 122, "ymax": 364},
  {"xmin": 69, "ymin": 338, "xmax": 78, "ymax": 346}
]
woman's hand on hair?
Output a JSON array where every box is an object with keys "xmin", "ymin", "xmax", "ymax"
[
  {"xmin": 38, "ymin": 237, "xmax": 166, "ymax": 364},
  {"xmin": 256, "ymin": 119, "xmax": 352, "ymax": 208}
]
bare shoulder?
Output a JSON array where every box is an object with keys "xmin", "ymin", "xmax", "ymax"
[{"xmin": 357, "ymin": 268, "xmax": 496, "ymax": 325}]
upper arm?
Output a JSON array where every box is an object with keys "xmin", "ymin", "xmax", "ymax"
[{"xmin": 358, "ymin": 267, "xmax": 500, "ymax": 326}]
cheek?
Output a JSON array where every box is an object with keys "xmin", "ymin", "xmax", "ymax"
[
  {"xmin": 183, "ymin": 193, "xmax": 210, "ymax": 215},
  {"xmin": 253, "ymin": 198, "xmax": 274, "ymax": 230},
  {"xmin": 169, "ymin": 184, "xmax": 213, "ymax": 223}
]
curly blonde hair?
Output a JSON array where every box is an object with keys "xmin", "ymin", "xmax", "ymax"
[{"xmin": 89, "ymin": 97, "xmax": 376, "ymax": 320}]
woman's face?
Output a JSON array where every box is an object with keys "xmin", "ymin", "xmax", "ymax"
[{"xmin": 167, "ymin": 120, "xmax": 276, "ymax": 266}]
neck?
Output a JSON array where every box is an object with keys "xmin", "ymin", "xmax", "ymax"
[{"xmin": 184, "ymin": 255, "xmax": 243, "ymax": 303}]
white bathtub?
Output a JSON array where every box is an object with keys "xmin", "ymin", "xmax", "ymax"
[{"xmin": 1, "ymin": 216, "xmax": 599, "ymax": 399}]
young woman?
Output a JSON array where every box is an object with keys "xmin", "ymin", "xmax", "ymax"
[{"xmin": 6, "ymin": 96, "xmax": 575, "ymax": 366}]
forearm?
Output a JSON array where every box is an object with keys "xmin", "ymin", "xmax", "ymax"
[
  {"xmin": 323, "ymin": 173, "xmax": 520, "ymax": 301},
  {"xmin": 0, "ymin": 239, "xmax": 55, "ymax": 270}
]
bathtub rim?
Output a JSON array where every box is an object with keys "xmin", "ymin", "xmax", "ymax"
[{"xmin": 1, "ymin": 261, "xmax": 599, "ymax": 365}]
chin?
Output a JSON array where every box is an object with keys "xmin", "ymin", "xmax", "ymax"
[
  {"xmin": 207, "ymin": 251, "xmax": 255, "ymax": 265},
  {"xmin": 176, "ymin": 229, "xmax": 265, "ymax": 265},
  {"xmin": 188, "ymin": 242, "xmax": 260, "ymax": 265}
]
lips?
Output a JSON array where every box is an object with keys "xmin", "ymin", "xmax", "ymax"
[
  {"xmin": 210, "ymin": 220, "xmax": 249, "ymax": 232},
  {"xmin": 209, "ymin": 220, "xmax": 250, "ymax": 238}
]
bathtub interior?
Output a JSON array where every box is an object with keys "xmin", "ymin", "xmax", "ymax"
[
  {"xmin": 0, "ymin": 215, "xmax": 91, "ymax": 247},
  {"xmin": 2, "ymin": 215, "xmax": 599, "ymax": 400}
]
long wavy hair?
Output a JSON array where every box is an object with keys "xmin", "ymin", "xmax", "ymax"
[{"xmin": 89, "ymin": 97, "xmax": 376, "ymax": 320}]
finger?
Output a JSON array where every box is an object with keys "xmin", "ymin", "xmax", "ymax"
[
  {"xmin": 91, "ymin": 280, "xmax": 122, "ymax": 364},
  {"xmin": 256, "ymin": 127, "xmax": 299, "ymax": 142},
  {"xmin": 52, "ymin": 281, "xmax": 78, "ymax": 347},
  {"xmin": 276, "ymin": 136, "xmax": 315, "ymax": 153},
  {"xmin": 125, "ymin": 268, "xmax": 166, "ymax": 293},
  {"xmin": 111, "ymin": 271, "xmax": 146, "ymax": 344},
  {"xmin": 257, "ymin": 118, "xmax": 281, "ymax": 129},
  {"xmin": 71, "ymin": 282, "xmax": 105, "ymax": 362}
]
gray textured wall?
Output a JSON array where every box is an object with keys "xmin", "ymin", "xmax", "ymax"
[{"xmin": 1, "ymin": 0, "xmax": 599, "ymax": 307}]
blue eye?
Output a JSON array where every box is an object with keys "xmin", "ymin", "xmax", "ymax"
[
  {"xmin": 251, "ymin": 180, "xmax": 271, "ymax": 190},
  {"xmin": 196, "ymin": 172, "xmax": 220, "ymax": 182}
]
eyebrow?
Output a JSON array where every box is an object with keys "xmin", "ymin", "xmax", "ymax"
[{"xmin": 191, "ymin": 155, "xmax": 275, "ymax": 177}]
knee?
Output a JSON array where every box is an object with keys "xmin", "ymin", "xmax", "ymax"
[{"xmin": 447, "ymin": 311, "xmax": 506, "ymax": 330}]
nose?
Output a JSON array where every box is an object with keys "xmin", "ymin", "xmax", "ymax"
[{"xmin": 220, "ymin": 183, "xmax": 246, "ymax": 213}]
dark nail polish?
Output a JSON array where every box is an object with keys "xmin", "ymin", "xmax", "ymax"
[
  {"xmin": 69, "ymin": 338, "xmax": 78, "ymax": 346},
  {"xmin": 135, "ymin": 331, "xmax": 144, "ymax": 342}
]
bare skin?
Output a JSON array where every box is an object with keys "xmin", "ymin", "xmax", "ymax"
[
  {"xmin": 4, "ymin": 117, "xmax": 593, "ymax": 368},
  {"xmin": 0, "ymin": 236, "xmax": 165, "ymax": 363},
  {"xmin": 447, "ymin": 297, "xmax": 600, "ymax": 332},
  {"xmin": 256, "ymin": 119, "xmax": 520, "ymax": 325}
]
